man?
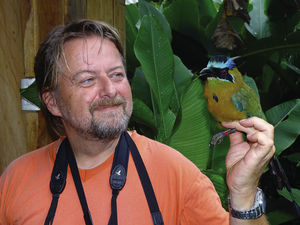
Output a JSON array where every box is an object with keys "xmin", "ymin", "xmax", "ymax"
[{"xmin": 0, "ymin": 20, "xmax": 274, "ymax": 224}]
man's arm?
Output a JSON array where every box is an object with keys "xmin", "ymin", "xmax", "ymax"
[{"xmin": 223, "ymin": 117, "xmax": 275, "ymax": 225}]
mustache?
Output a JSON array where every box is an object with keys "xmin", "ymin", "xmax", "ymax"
[{"xmin": 90, "ymin": 96, "xmax": 126, "ymax": 113}]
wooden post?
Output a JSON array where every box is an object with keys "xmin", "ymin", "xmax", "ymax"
[
  {"xmin": 0, "ymin": 0, "xmax": 27, "ymax": 172},
  {"xmin": 86, "ymin": 0, "xmax": 125, "ymax": 48},
  {"xmin": 21, "ymin": 0, "xmax": 67, "ymax": 154},
  {"xmin": 36, "ymin": 0, "xmax": 67, "ymax": 148}
]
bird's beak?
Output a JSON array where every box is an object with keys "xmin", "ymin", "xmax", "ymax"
[{"xmin": 198, "ymin": 67, "xmax": 212, "ymax": 81}]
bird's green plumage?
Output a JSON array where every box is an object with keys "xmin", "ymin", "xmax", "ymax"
[{"xmin": 232, "ymin": 86, "xmax": 266, "ymax": 120}]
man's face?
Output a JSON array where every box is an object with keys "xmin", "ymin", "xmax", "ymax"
[{"xmin": 51, "ymin": 36, "xmax": 132, "ymax": 140}]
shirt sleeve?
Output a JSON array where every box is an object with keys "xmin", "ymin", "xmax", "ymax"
[{"xmin": 180, "ymin": 172, "xmax": 229, "ymax": 225}]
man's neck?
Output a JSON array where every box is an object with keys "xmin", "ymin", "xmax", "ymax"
[{"xmin": 66, "ymin": 131, "xmax": 121, "ymax": 170}]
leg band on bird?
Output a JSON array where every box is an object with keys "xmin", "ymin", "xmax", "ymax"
[{"xmin": 209, "ymin": 128, "xmax": 237, "ymax": 148}]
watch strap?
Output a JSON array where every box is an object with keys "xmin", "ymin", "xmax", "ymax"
[
  {"xmin": 228, "ymin": 187, "xmax": 266, "ymax": 220},
  {"xmin": 230, "ymin": 204, "xmax": 265, "ymax": 220}
]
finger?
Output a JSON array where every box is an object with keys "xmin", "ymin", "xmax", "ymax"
[
  {"xmin": 259, "ymin": 145, "xmax": 276, "ymax": 172},
  {"xmin": 223, "ymin": 117, "xmax": 274, "ymax": 139},
  {"xmin": 222, "ymin": 121, "xmax": 256, "ymax": 136},
  {"xmin": 246, "ymin": 133, "xmax": 275, "ymax": 165},
  {"xmin": 246, "ymin": 143, "xmax": 275, "ymax": 174},
  {"xmin": 265, "ymin": 145, "xmax": 276, "ymax": 162},
  {"xmin": 240, "ymin": 117, "xmax": 274, "ymax": 134},
  {"xmin": 247, "ymin": 131, "xmax": 274, "ymax": 149}
]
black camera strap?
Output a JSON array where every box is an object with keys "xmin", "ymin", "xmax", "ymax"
[
  {"xmin": 45, "ymin": 132, "xmax": 164, "ymax": 225},
  {"xmin": 108, "ymin": 132, "xmax": 130, "ymax": 225},
  {"xmin": 124, "ymin": 132, "xmax": 164, "ymax": 225},
  {"xmin": 66, "ymin": 139, "xmax": 94, "ymax": 225},
  {"xmin": 44, "ymin": 139, "xmax": 68, "ymax": 225}
]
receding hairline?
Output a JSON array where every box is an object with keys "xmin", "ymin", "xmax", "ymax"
[{"xmin": 59, "ymin": 35, "xmax": 125, "ymax": 76}]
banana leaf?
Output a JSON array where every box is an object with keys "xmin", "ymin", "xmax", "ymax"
[
  {"xmin": 138, "ymin": 0, "xmax": 172, "ymax": 41},
  {"xmin": 169, "ymin": 79, "xmax": 211, "ymax": 169},
  {"xmin": 126, "ymin": 3, "xmax": 140, "ymax": 77},
  {"xmin": 245, "ymin": 0, "xmax": 271, "ymax": 39},
  {"xmin": 266, "ymin": 99, "xmax": 300, "ymax": 155},
  {"xmin": 134, "ymin": 15, "xmax": 175, "ymax": 142}
]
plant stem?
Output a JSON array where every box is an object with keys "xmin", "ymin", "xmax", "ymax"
[{"xmin": 240, "ymin": 43, "xmax": 300, "ymax": 59}]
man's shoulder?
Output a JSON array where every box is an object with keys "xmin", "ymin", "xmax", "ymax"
[{"xmin": 1, "ymin": 138, "xmax": 63, "ymax": 179}]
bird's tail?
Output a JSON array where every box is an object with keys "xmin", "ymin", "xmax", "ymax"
[{"xmin": 269, "ymin": 155, "xmax": 300, "ymax": 216}]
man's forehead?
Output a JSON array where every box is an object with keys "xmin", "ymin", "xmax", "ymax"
[
  {"xmin": 63, "ymin": 36, "xmax": 105, "ymax": 58},
  {"xmin": 61, "ymin": 37, "xmax": 122, "ymax": 73}
]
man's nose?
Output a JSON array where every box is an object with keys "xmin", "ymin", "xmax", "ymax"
[{"xmin": 97, "ymin": 75, "xmax": 117, "ymax": 98}]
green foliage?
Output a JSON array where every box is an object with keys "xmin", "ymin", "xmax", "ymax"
[
  {"xmin": 278, "ymin": 188, "xmax": 300, "ymax": 206},
  {"xmin": 169, "ymin": 78, "xmax": 211, "ymax": 169},
  {"xmin": 266, "ymin": 99, "xmax": 300, "ymax": 155},
  {"xmin": 126, "ymin": 0, "xmax": 300, "ymax": 223},
  {"xmin": 245, "ymin": 0, "xmax": 271, "ymax": 39},
  {"xmin": 267, "ymin": 209, "xmax": 297, "ymax": 225},
  {"xmin": 135, "ymin": 15, "xmax": 175, "ymax": 142}
]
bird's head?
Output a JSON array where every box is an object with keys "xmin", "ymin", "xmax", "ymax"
[{"xmin": 199, "ymin": 55, "xmax": 239, "ymax": 83}]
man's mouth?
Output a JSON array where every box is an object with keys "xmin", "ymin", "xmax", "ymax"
[
  {"xmin": 90, "ymin": 98, "xmax": 125, "ymax": 113},
  {"xmin": 96, "ymin": 103, "xmax": 122, "ymax": 111}
]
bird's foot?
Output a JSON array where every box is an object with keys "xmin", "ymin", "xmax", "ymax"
[{"xmin": 209, "ymin": 128, "xmax": 237, "ymax": 148}]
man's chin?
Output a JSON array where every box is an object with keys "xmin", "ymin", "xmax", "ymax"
[
  {"xmin": 93, "ymin": 108, "xmax": 124, "ymax": 118},
  {"xmin": 89, "ymin": 123, "xmax": 127, "ymax": 140},
  {"xmin": 92, "ymin": 114, "xmax": 129, "ymax": 130},
  {"xmin": 93, "ymin": 116, "xmax": 124, "ymax": 126}
]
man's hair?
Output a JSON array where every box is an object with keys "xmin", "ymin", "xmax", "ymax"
[{"xmin": 34, "ymin": 19, "xmax": 125, "ymax": 137}]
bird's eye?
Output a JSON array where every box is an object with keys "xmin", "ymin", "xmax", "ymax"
[{"xmin": 220, "ymin": 69, "xmax": 227, "ymax": 76}]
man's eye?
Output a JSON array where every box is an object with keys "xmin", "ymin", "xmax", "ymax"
[
  {"xmin": 114, "ymin": 73, "xmax": 122, "ymax": 77},
  {"xmin": 78, "ymin": 77, "xmax": 96, "ymax": 87},
  {"xmin": 112, "ymin": 73, "xmax": 124, "ymax": 80}
]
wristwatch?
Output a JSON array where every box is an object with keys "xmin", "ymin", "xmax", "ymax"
[{"xmin": 228, "ymin": 187, "xmax": 266, "ymax": 220}]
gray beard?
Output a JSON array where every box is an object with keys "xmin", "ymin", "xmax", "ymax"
[
  {"xmin": 88, "ymin": 111, "xmax": 130, "ymax": 140},
  {"xmin": 60, "ymin": 102, "xmax": 132, "ymax": 141},
  {"xmin": 57, "ymin": 91, "xmax": 133, "ymax": 141}
]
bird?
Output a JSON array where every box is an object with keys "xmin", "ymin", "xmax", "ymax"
[
  {"xmin": 198, "ymin": 55, "xmax": 300, "ymax": 216},
  {"xmin": 198, "ymin": 55, "xmax": 265, "ymax": 146}
]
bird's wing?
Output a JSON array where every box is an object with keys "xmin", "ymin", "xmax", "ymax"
[{"xmin": 232, "ymin": 86, "xmax": 266, "ymax": 120}]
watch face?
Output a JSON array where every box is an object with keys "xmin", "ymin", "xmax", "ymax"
[{"xmin": 256, "ymin": 188, "xmax": 266, "ymax": 213}]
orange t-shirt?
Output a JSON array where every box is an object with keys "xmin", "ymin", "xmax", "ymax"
[{"xmin": 0, "ymin": 131, "xmax": 229, "ymax": 225}]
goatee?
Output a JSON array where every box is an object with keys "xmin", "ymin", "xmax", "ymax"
[
  {"xmin": 89, "ymin": 109, "xmax": 131, "ymax": 140},
  {"xmin": 88, "ymin": 96, "xmax": 132, "ymax": 140}
]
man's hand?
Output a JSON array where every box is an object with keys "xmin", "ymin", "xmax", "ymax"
[{"xmin": 222, "ymin": 117, "xmax": 275, "ymax": 210}]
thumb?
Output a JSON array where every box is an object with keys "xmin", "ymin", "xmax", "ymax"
[{"xmin": 228, "ymin": 131, "xmax": 244, "ymax": 146}]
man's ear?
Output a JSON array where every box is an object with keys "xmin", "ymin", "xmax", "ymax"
[{"xmin": 42, "ymin": 90, "xmax": 62, "ymax": 117}]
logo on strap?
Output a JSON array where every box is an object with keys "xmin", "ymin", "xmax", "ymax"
[{"xmin": 110, "ymin": 164, "xmax": 126, "ymax": 190}]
